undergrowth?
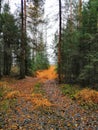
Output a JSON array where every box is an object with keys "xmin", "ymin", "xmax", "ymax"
[
  {"xmin": 0, "ymin": 84, "xmax": 18, "ymax": 112},
  {"xmin": 75, "ymin": 89, "xmax": 98, "ymax": 110},
  {"xmin": 61, "ymin": 84, "xmax": 81, "ymax": 99},
  {"xmin": 33, "ymin": 82, "xmax": 44, "ymax": 94},
  {"xmin": 61, "ymin": 84, "xmax": 98, "ymax": 110}
]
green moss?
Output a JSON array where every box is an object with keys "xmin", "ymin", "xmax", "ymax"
[
  {"xmin": 61, "ymin": 84, "xmax": 81, "ymax": 99},
  {"xmin": 34, "ymin": 82, "xmax": 42, "ymax": 88},
  {"xmin": 1, "ymin": 99, "xmax": 9, "ymax": 111},
  {"xmin": 33, "ymin": 82, "xmax": 44, "ymax": 95},
  {"xmin": 0, "ymin": 86, "xmax": 17, "ymax": 112}
]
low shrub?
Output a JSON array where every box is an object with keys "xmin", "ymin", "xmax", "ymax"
[{"xmin": 75, "ymin": 89, "xmax": 98, "ymax": 109}]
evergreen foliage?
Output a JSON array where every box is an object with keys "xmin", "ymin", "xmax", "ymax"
[
  {"xmin": 55, "ymin": 0, "xmax": 98, "ymax": 86},
  {"xmin": 0, "ymin": 1, "xmax": 49, "ymax": 78},
  {"xmin": 31, "ymin": 51, "xmax": 49, "ymax": 73},
  {"xmin": 0, "ymin": 4, "xmax": 20, "ymax": 76}
]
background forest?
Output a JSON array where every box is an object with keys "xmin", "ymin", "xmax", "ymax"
[
  {"xmin": 0, "ymin": 0, "xmax": 98, "ymax": 87},
  {"xmin": 0, "ymin": 0, "xmax": 49, "ymax": 79}
]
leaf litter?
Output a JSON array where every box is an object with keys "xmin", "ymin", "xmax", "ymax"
[{"xmin": 0, "ymin": 66, "xmax": 98, "ymax": 129}]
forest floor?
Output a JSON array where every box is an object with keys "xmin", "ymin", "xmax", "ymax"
[{"xmin": 0, "ymin": 66, "xmax": 98, "ymax": 130}]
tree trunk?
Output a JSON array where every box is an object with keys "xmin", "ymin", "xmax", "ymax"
[
  {"xmin": 0, "ymin": 45, "xmax": 2, "ymax": 78},
  {"xmin": 3, "ymin": 42, "xmax": 12, "ymax": 75},
  {"xmin": 70, "ymin": 0, "xmax": 73, "ymax": 31},
  {"xmin": 0, "ymin": 0, "xmax": 1, "ymax": 13},
  {"xmin": 0, "ymin": 0, "xmax": 2, "ymax": 78},
  {"xmin": 58, "ymin": 0, "xmax": 62, "ymax": 83},
  {"xmin": 78, "ymin": 0, "xmax": 82, "ymax": 28},
  {"xmin": 24, "ymin": 0, "xmax": 28, "ymax": 75},
  {"xmin": 20, "ymin": 0, "xmax": 25, "ymax": 78},
  {"xmin": 24, "ymin": 0, "xmax": 26, "ymax": 34}
]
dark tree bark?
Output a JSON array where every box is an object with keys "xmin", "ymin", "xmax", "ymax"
[
  {"xmin": 3, "ymin": 41, "xmax": 12, "ymax": 75},
  {"xmin": 24, "ymin": 0, "xmax": 28, "ymax": 75},
  {"xmin": 24, "ymin": 0, "xmax": 26, "ymax": 33},
  {"xmin": 0, "ymin": 0, "xmax": 2, "ymax": 78},
  {"xmin": 58, "ymin": 0, "xmax": 62, "ymax": 83},
  {"xmin": 0, "ymin": 0, "xmax": 1, "ymax": 13},
  {"xmin": 20, "ymin": 0, "xmax": 25, "ymax": 78}
]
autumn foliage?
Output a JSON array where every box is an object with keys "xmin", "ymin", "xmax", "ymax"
[
  {"xmin": 36, "ymin": 65, "xmax": 57, "ymax": 82},
  {"xmin": 5, "ymin": 91, "xmax": 20, "ymax": 99},
  {"xmin": 32, "ymin": 94, "xmax": 52, "ymax": 109},
  {"xmin": 75, "ymin": 89, "xmax": 98, "ymax": 104}
]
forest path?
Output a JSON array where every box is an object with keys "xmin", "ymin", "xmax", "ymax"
[
  {"xmin": 42, "ymin": 79, "xmax": 98, "ymax": 130},
  {"xmin": 0, "ymin": 67, "xmax": 98, "ymax": 129}
]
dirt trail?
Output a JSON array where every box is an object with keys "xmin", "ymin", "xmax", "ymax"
[
  {"xmin": 43, "ymin": 79, "xmax": 98, "ymax": 130},
  {"xmin": 0, "ymin": 66, "xmax": 98, "ymax": 129}
]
